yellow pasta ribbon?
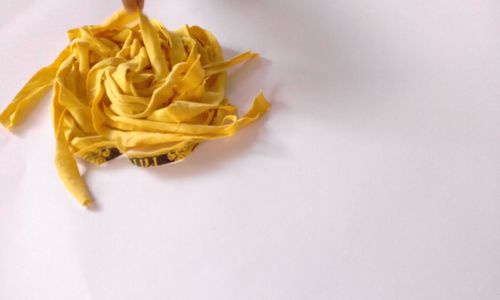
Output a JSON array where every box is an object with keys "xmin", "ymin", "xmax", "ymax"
[{"xmin": 0, "ymin": 10, "xmax": 270, "ymax": 207}]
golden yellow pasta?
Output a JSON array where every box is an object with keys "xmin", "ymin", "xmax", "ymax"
[{"xmin": 0, "ymin": 10, "xmax": 270, "ymax": 207}]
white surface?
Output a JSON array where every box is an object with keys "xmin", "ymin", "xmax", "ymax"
[{"xmin": 1, "ymin": 0, "xmax": 499, "ymax": 299}]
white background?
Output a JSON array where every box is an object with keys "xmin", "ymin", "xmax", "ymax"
[{"xmin": 1, "ymin": 0, "xmax": 499, "ymax": 299}]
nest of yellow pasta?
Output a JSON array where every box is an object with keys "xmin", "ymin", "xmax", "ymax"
[{"xmin": 0, "ymin": 11, "xmax": 270, "ymax": 207}]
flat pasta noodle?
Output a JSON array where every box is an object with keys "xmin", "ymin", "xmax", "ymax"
[{"xmin": 0, "ymin": 10, "xmax": 270, "ymax": 207}]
